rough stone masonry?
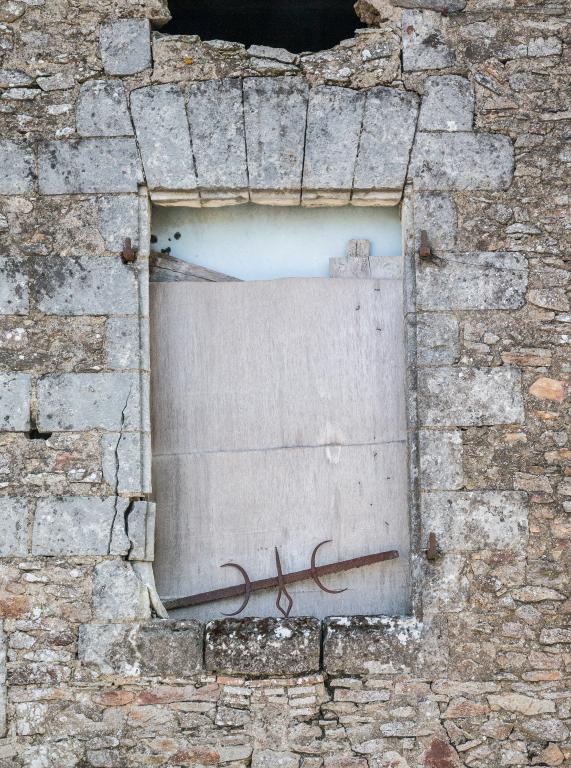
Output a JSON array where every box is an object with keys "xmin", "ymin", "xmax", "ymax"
[{"xmin": 0, "ymin": 0, "xmax": 569, "ymax": 766}]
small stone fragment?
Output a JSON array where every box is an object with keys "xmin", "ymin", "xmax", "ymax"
[{"xmin": 529, "ymin": 377, "xmax": 567, "ymax": 402}]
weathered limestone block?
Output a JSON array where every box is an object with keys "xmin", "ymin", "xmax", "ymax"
[
  {"xmin": 0, "ymin": 256, "xmax": 28, "ymax": 314},
  {"xmin": 76, "ymin": 80, "xmax": 133, "ymax": 137},
  {"xmin": 416, "ymin": 313, "xmax": 460, "ymax": 365},
  {"xmin": 32, "ymin": 496, "xmax": 130, "ymax": 556},
  {"xmin": 0, "ymin": 622, "xmax": 5, "ymax": 738},
  {"xmin": 131, "ymin": 84, "xmax": 197, "ymax": 194},
  {"xmin": 99, "ymin": 19, "xmax": 151, "ymax": 76},
  {"xmin": 187, "ymin": 79, "xmax": 248, "ymax": 204},
  {"xmin": 125, "ymin": 501, "xmax": 155, "ymax": 561},
  {"xmin": 421, "ymin": 554, "xmax": 469, "ymax": 613},
  {"xmin": 413, "ymin": 193, "xmax": 457, "ymax": 252},
  {"xmin": 410, "ymin": 132, "xmax": 514, "ymax": 190},
  {"xmin": 206, "ymin": 618, "xmax": 321, "ymax": 676},
  {"xmin": 416, "ymin": 252, "xmax": 527, "ymax": 310},
  {"xmin": 33, "ymin": 255, "xmax": 138, "ymax": 315},
  {"xmin": 419, "ymin": 366, "xmax": 524, "ymax": 426},
  {"xmin": 302, "ymin": 85, "xmax": 365, "ymax": 206},
  {"xmin": 243, "ymin": 77, "xmax": 309, "ymax": 204},
  {"xmin": 419, "ymin": 76, "xmax": 474, "ymax": 132},
  {"xmin": 92, "ymin": 560, "xmax": 151, "ymax": 620},
  {"xmin": 402, "ymin": 11, "xmax": 456, "ymax": 71},
  {"xmin": 394, "ymin": 0, "xmax": 466, "ymax": 8},
  {"xmin": 421, "ymin": 491, "xmax": 528, "ymax": 551},
  {"xmin": 101, "ymin": 430, "xmax": 150, "ymax": 495},
  {"xmin": 0, "ymin": 373, "xmax": 30, "ymax": 431},
  {"xmin": 98, "ymin": 195, "xmax": 140, "ymax": 253},
  {"xmin": 37, "ymin": 372, "xmax": 142, "ymax": 432},
  {"xmin": 0, "ymin": 497, "xmax": 28, "ymax": 555},
  {"xmin": 38, "ymin": 139, "xmax": 141, "ymax": 194},
  {"xmin": 353, "ymin": 87, "xmax": 419, "ymax": 203},
  {"xmin": 252, "ymin": 751, "xmax": 300, "ymax": 768},
  {"xmin": 79, "ymin": 621, "xmax": 203, "ymax": 677},
  {"xmin": 105, "ymin": 316, "xmax": 143, "ymax": 370},
  {"xmin": 324, "ymin": 617, "xmax": 448, "ymax": 676},
  {"xmin": 0, "ymin": 139, "xmax": 34, "ymax": 194},
  {"xmin": 419, "ymin": 430, "xmax": 463, "ymax": 490}
]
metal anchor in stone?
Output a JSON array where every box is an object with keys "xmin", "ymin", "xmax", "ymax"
[{"xmin": 163, "ymin": 541, "xmax": 400, "ymax": 617}]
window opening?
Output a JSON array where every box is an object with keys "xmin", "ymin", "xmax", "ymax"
[{"xmin": 163, "ymin": 0, "xmax": 361, "ymax": 54}]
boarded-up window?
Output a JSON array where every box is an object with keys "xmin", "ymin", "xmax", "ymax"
[{"xmin": 151, "ymin": 207, "xmax": 409, "ymax": 620}]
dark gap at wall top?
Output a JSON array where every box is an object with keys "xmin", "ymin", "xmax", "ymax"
[{"xmin": 164, "ymin": 0, "xmax": 360, "ymax": 54}]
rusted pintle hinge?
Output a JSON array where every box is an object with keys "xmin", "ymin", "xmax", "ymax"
[
  {"xmin": 419, "ymin": 230, "xmax": 432, "ymax": 261},
  {"xmin": 121, "ymin": 237, "xmax": 137, "ymax": 264},
  {"xmin": 425, "ymin": 531, "xmax": 439, "ymax": 561}
]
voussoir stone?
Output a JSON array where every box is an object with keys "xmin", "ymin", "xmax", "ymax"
[
  {"xmin": 131, "ymin": 84, "xmax": 197, "ymax": 193},
  {"xmin": 0, "ymin": 139, "xmax": 34, "ymax": 194},
  {"xmin": 79, "ymin": 621, "xmax": 203, "ymax": 677},
  {"xmin": 302, "ymin": 85, "xmax": 365, "ymax": 206},
  {"xmin": 36, "ymin": 371, "xmax": 141, "ymax": 432},
  {"xmin": 418, "ymin": 76, "xmax": 475, "ymax": 132},
  {"xmin": 416, "ymin": 252, "xmax": 527, "ymax": 311},
  {"xmin": 410, "ymin": 132, "xmax": 514, "ymax": 190},
  {"xmin": 99, "ymin": 19, "xmax": 151, "ymax": 76},
  {"xmin": 353, "ymin": 86, "xmax": 419, "ymax": 203},
  {"xmin": 38, "ymin": 139, "xmax": 141, "ymax": 194},
  {"xmin": 205, "ymin": 618, "xmax": 321, "ymax": 676},
  {"xmin": 187, "ymin": 78, "xmax": 248, "ymax": 200},
  {"xmin": 243, "ymin": 77, "xmax": 309, "ymax": 204},
  {"xmin": 76, "ymin": 80, "xmax": 133, "ymax": 137},
  {"xmin": 0, "ymin": 373, "xmax": 30, "ymax": 431},
  {"xmin": 32, "ymin": 496, "xmax": 129, "ymax": 556},
  {"xmin": 0, "ymin": 256, "xmax": 28, "ymax": 314},
  {"xmin": 0, "ymin": 497, "xmax": 28, "ymax": 556},
  {"xmin": 419, "ymin": 365, "xmax": 524, "ymax": 426},
  {"xmin": 421, "ymin": 491, "xmax": 528, "ymax": 552}
]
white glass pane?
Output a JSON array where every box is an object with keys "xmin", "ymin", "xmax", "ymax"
[{"xmin": 152, "ymin": 204, "xmax": 402, "ymax": 281}]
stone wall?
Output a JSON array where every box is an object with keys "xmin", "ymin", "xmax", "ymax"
[{"xmin": 0, "ymin": 0, "xmax": 569, "ymax": 765}]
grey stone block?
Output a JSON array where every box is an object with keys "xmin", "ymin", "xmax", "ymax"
[
  {"xmin": 98, "ymin": 195, "xmax": 139, "ymax": 253},
  {"xmin": 92, "ymin": 560, "xmax": 151, "ymax": 621},
  {"xmin": 419, "ymin": 366, "xmax": 524, "ymax": 427},
  {"xmin": 302, "ymin": 85, "xmax": 365, "ymax": 206},
  {"xmin": 416, "ymin": 313, "xmax": 460, "ymax": 365},
  {"xmin": 421, "ymin": 491, "xmax": 528, "ymax": 551},
  {"xmin": 37, "ymin": 372, "xmax": 141, "ymax": 432},
  {"xmin": 131, "ymin": 84, "xmax": 197, "ymax": 193},
  {"xmin": 419, "ymin": 430, "xmax": 463, "ymax": 490},
  {"xmin": 419, "ymin": 76, "xmax": 474, "ymax": 132},
  {"xmin": 99, "ymin": 19, "xmax": 151, "ymax": 76},
  {"xmin": 187, "ymin": 79, "xmax": 248, "ymax": 201},
  {"xmin": 38, "ymin": 139, "xmax": 141, "ymax": 194},
  {"xmin": 252, "ymin": 752, "xmax": 299, "ymax": 768},
  {"xmin": 414, "ymin": 192, "xmax": 457, "ymax": 252},
  {"xmin": 0, "ymin": 139, "xmax": 34, "ymax": 194},
  {"xmin": 417, "ymin": 252, "xmax": 527, "ymax": 311},
  {"xmin": 0, "ymin": 373, "xmax": 30, "ymax": 431},
  {"xmin": 394, "ymin": 0, "xmax": 466, "ymax": 8},
  {"xmin": 79, "ymin": 621, "xmax": 203, "ymax": 677},
  {"xmin": 32, "ymin": 496, "xmax": 129, "ymax": 556},
  {"xmin": 402, "ymin": 10, "xmax": 456, "ymax": 72},
  {"xmin": 0, "ymin": 256, "xmax": 28, "ymax": 314},
  {"xmin": 206, "ymin": 618, "xmax": 321, "ymax": 676},
  {"xmin": 105, "ymin": 316, "xmax": 142, "ymax": 369},
  {"xmin": 76, "ymin": 80, "xmax": 133, "ymax": 137},
  {"xmin": 409, "ymin": 132, "xmax": 514, "ymax": 191},
  {"xmin": 323, "ymin": 616, "xmax": 447, "ymax": 677},
  {"xmin": 243, "ymin": 77, "xmax": 309, "ymax": 204},
  {"xmin": 125, "ymin": 501, "xmax": 155, "ymax": 561},
  {"xmin": 101, "ymin": 431, "xmax": 149, "ymax": 495},
  {"xmin": 0, "ymin": 497, "xmax": 28, "ymax": 555},
  {"xmin": 33, "ymin": 255, "xmax": 138, "ymax": 316},
  {"xmin": 353, "ymin": 86, "xmax": 419, "ymax": 203}
]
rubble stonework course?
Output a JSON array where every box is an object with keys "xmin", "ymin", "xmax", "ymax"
[{"xmin": 0, "ymin": 0, "xmax": 569, "ymax": 765}]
